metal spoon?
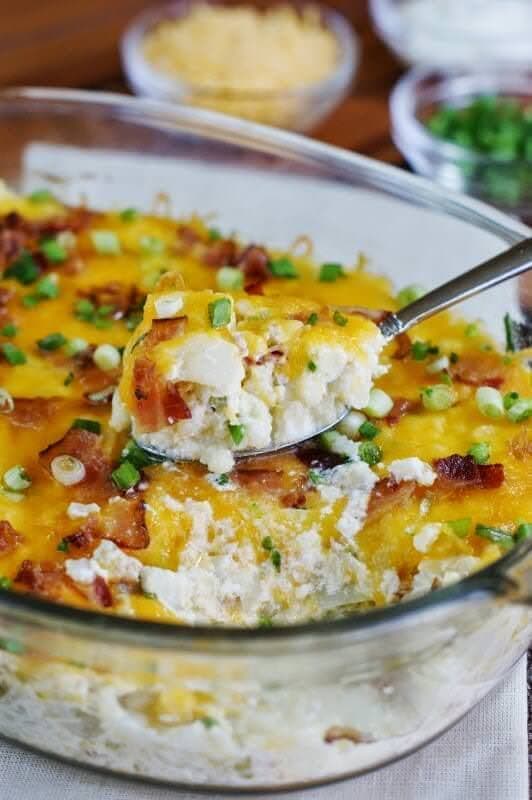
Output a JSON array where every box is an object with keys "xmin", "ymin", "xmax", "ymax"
[{"xmin": 140, "ymin": 238, "xmax": 532, "ymax": 461}]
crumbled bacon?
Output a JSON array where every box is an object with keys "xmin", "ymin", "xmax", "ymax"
[
  {"xmin": 176, "ymin": 224, "xmax": 202, "ymax": 247},
  {"xmin": 393, "ymin": 332, "xmax": 413, "ymax": 359},
  {"xmin": 234, "ymin": 467, "xmax": 285, "ymax": 492},
  {"xmin": 281, "ymin": 490, "xmax": 307, "ymax": 508},
  {"xmin": 0, "ymin": 208, "xmax": 93, "ymax": 269},
  {"xmin": 236, "ymin": 245, "xmax": 270, "ymax": 292},
  {"xmin": 101, "ymin": 497, "xmax": 149, "ymax": 549},
  {"xmin": 77, "ymin": 282, "xmax": 145, "ymax": 320},
  {"xmin": 324, "ymin": 725, "xmax": 373, "ymax": 744},
  {"xmin": 203, "ymin": 238, "xmax": 238, "ymax": 268},
  {"xmin": 39, "ymin": 428, "xmax": 113, "ymax": 498},
  {"xmin": 71, "ymin": 347, "xmax": 119, "ymax": 395},
  {"xmin": 144, "ymin": 316, "xmax": 187, "ymax": 348},
  {"xmin": 90, "ymin": 575, "xmax": 113, "ymax": 607},
  {"xmin": 434, "ymin": 454, "xmax": 505, "ymax": 489},
  {"xmin": 385, "ymin": 397, "xmax": 421, "ymax": 426},
  {"xmin": 296, "ymin": 445, "xmax": 347, "ymax": 471},
  {"xmin": 0, "ymin": 520, "xmax": 23, "ymax": 554},
  {"xmin": 450, "ymin": 352, "xmax": 505, "ymax": 389},
  {"xmin": 15, "ymin": 560, "xmax": 66, "ymax": 600},
  {"xmin": 367, "ymin": 478, "xmax": 416, "ymax": 521},
  {"xmin": 133, "ymin": 357, "xmax": 191, "ymax": 431},
  {"xmin": 64, "ymin": 516, "xmax": 101, "ymax": 554},
  {"xmin": 8, "ymin": 397, "xmax": 64, "ymax": 430},
  {"xmin": 32, "ymin": 206, "xmax": 94, "ymax": 237}
]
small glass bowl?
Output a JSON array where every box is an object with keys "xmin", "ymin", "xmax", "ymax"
[
  {"xmin": 390, "ymin": 67, "xmax": 532, "ymax": 223},
  {"xmin": 121, "ymin": 1, "xmax": 357, "ymax": 132},
  {"xmin": 370, "ymin": 0, "xmax": 532, "ymax": 68}
]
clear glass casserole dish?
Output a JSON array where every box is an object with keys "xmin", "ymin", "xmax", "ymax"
[{"xmin": 0, "ymin": 87, "xmax": 530, "ymax": 792}]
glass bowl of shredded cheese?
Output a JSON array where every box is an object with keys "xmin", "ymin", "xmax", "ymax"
[{"xmin": 121, "ymin": 1, "xmax": 357, "ymax": 131}]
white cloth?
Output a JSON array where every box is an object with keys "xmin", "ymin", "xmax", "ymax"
[{"xmin": 0, "ymin": 659, "xmax": 527, "ymax": 800}]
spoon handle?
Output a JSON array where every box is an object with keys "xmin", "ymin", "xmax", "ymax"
[{"xmin": 379, "ymin": 237, "xmax": 532, "ymax": 340}]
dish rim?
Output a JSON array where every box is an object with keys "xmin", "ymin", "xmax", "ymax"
[{"xmin": 0, "ymin": 84, "xmax": 530, "ymax": 650}]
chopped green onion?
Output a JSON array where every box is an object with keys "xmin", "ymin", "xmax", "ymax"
[
  {"xmin": 269, "ymin": 257, "xmax": 298, "ymax": 279},
  {"xmin": 411, "ymin": 340, "xmax": 439, "ymax": 361},
  {"xmin": 93, "ymin": 343, "xmax": 121, "ymax": 372},
  {"xmin": 307, "ymin": 360, "xmax": 317, "ymax": 372},
  {"xmin": 449, "ymin": 352, "xmax": 459, "ymax": 365},
  {"xmin": 503, "ymin": 391, "xmax": 519, "ymax": 410},
  {"xmin": 421, "ymin": 384, "xmax": 456, "ymax": 411},
  {"xmin": 51, "ymin": 455, "xmax": 86, "ymax": 486},
  {"xmin": 270, "ymin": 549, "xmax": 282, "ymax": 571},
  {"xmin": 37, "ymin": 332, "xmax": 67, "ymax": 351},
  {"xmin": 1, "ymin": 343, "xmax": 26, "ymax": 365},
  {"xmin": 228, "ymin": 423, "xmax": 245, "ymax": 445},
  {"xmin": 21, "ymin": 295, "xmax": 37, "ymax": 309},
  {"xmin": 503, "ymin": 312, "xmax": 516, "ymax": 352},
  {"xmin": 475, "ymin": 386, "xmax": 504, "ymax": 419},
  {"xmin": 72, "ymin": 418, "xmax": 101, "ymax": 435},
  {"xmin": 506, "ymin": 397, "xmax": 532, "ymax": 423},
  {"xmin": 139, "ymin": 235, "xmax": 165, "ymax": 255},
  {"xmin": 446, "ymin": 518, "xmax": 471, "ymax": 538},
  {"xmin": 337, "ymin": 410, "xmax": 366, "ymax": 439},
  {"xmin": 120, "ymin": 208, "xmax": 138, "ymax": 222},
  {"xmin": 121, "ymin": 440, "xmax": 165, "ymax": 469},
  {"xmin": 426, "ymin": 355, "xmax": 449, "ymax": 375},
  {"xmin": 90, "ymin": 230, "xmax": 121, "ymax": 255},
  {"xmin": 465, "ymin": 322, "xmax": 480, "ymax": 338},
  {"xmin": 515, "ymin": 523, "xmax": 532, "ymax": 542},
  {"xmin": 396, "ymin": 284, "xmax": 425, "ymax": 308},
  {"xmin": 319, "ymin": 262, "xmax": 344, "ymax": 282},
  {"xmin": 35, "ymin": 275, "xmax": 60, "ymax": 299},
  {"xmin": 201, "ymin": 716, "xmax": 218, "ymax": 729},
  {"xmin": 0, "ymin": 323, "xmax": 17, "ymax": 338},
  {"xmin": 364, "ymin": 388, "xmax": 394, "ymax": 418},
  {"xmin": 467, "ymin": 441, "xmax": 491, "ymax": 464},
  {"xmin": 64, "ymin": 371, "xmax": 74, "ymax": 386},
  {"xmin": 216, "ymin": 267, "xmax": 243, "ymax": 291},
  {"xmin": 0, "ymin": 576, "xmax": 12, "ymax": 590},
  {"xmin": 475, "ymin": 524, "xmax": 514, "ymax": 549},
  {"xmin": 358, "ymin": 441, "xmax": 382, "ymax": 466},
  {"xmin": 207, "ymin": 227, "xmax": 222, "ymax": 241},
  {"xmin": 3, "ymin": 465, "xmax": 31, "ymax": 491},
  {"xmin": 40, "ymin": 238, "xmax": 67, "ymax": 264},
  {"xmin": 64, "ymin": 337, "xmax": 88, "ymax": 357},
  {"xmin": 262, "ymin": 536, "xmax": 274, "ymax": 551},
  {"xmin": 112, "ymin": 460, "xmax": 140, "ymax": 490},
  {"xmin": 306, "ymin": 312, "xmax": 318, "ymax": 326},
  {"xmin": 209, "ymin": 297, "xmax": 232, "ymax": 328},
  {"xmin": 308, "ymin": 469, "xmax": 323, "ymax": 485},
  {"xmin": 57, "ymin": 539, "xmax": 69, "ymax": 552},
  {"xmin": 359, "ymin": 420, "xmax": 380, "ymax": 440},
  {"xmin": 74, "ymin": 298, "xmax": 96, "ymax": 322},
  {"xmin": 332, "ymin": 310, "xmax": 348, "ymax": 327},
  {"xmin": 216, "ymin": 473, "xmax": 229, "ymax": 486},
  {"xmin": 0, "ymin": 388, "xmax": 14, "ymax": 414},
  {"xmin": 320, "ymin": 430, "xmax": 357, "ymax": 460},
  {"xmin": 4, "ymin": 251, "xmax": 39, "ymax": 285},
  {"xmin": 0, "ymin": 638, "xmax": 25, "ymax": 654},
  {"xmin": 28, "ymin": 188, "xmax": 54, "ymax": 203},
  {"xmin": 258, "ymin": 615, "xmax": 273, "ymax": 628}
]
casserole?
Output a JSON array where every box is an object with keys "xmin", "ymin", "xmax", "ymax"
[{"xmin": 0, "ymin": 87, "xmax": 529, "ymax": 791}]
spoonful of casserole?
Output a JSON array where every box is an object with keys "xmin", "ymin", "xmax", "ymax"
[{"xmin": 112, "ymin": 239, "xmax": 532, "ymax": 473}]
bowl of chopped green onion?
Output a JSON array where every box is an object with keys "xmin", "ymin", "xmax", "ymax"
[{"xmin": 391, "ymin": 68, "xmax": 532, "ymax": 222}]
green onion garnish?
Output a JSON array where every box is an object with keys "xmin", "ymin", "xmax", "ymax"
[
  {"xmin": 262, "ymin": 536, "xmax": 274, "ymax": 551},
  {"xmin": 1, "ymin": 343, "xmax": 26, "ymax": 365},
  {"xmin": 467, "ymin": 441, "xmax": 490, "ymax": 465},
  {"xmin": 216, "ymin": 267, "xmax": 244, "ymax": 291},
  {"xmin": 72, "ymin": 418, "xmax": 101, "ymax": 435},
  {"xmin": 503, "ymin": 391, "xmax": 519, "ymax": 410},
  {"xmin": 0, "ymin": 324, "xmax": 18, "ymax": 338},
  {"xmin": 506, "ymin": 398, "xmax": 532, "ymax": 423},
  {"xmin": 332, "ymin": 310, "xmax": 348, "ymax": 327},
  {"xmin": 475, "ymin": 524, "xmax": 514, "ymax": 549},
  {"xmin": 269, "ymin": 257, "xmax": 298, "ymax": 279},
  {"xmin": 22, "ymin": 294, "xmax": 39, "ymax": 309},
  {"xmin": 37, "ymin": 332, "xmax": 67, "ymax": 351},
  {"xmin": 28, "ymin": 188, "xmax": 54, "ymax": 204},
  {"xmin": 358, "ymin": 441, "xmax": 382, "ymax": 466},
  {"xmin": 515, "ymin": 523, "xmax": 532, "ymax": 542},
  {"xmin": 120, "ymin": 208, "xmax": 138, "ymax": 222},
  {"xmin": 208, "ymin": 297, "xmax": 232, "ymax": 328},
  {"xmin": 271, "ymin": 549, "xmax": 282, "ymax": 571},
  {"xmin": 90, "ymin": 230, "xmax": 121, "ymax": 255},
  {"xmin": 475, "ymin": 386, "xmax": 504, "ymax": 419},
  {"xmin": 40, "ymin": 238, "xmax": 67, "ymax": 264},
  {"xmin": 411, "ymin": 340, "xmax": 439, "ymax": 360},
  {"xmin": 503, "ymin": 312, "xmax": 516, "ymax": 352},
  {"xmin": 4, "ymin": 251, "xmax": 40, "ymax": 285},
  {"xmin": 3, "ymin": 465, "xmax": 31, "ymax": 491},
  {"xmin": 446, "ymin": 518, "xmax": 471, "ymax": 538},
  {"xmin": 364, "ymin": 387, "xmax": 394, "ymax": 418},
  {"xmin": 207, "ymin": 227, "xmax": 222, "ymax": 241},
  {"xmin": 396, "ymin": 284, "xmax": 425, "ymax": 308},
  {"xmin": 120, "ymin": 440, "xmax": 165, "ymax": 469},
  {"xmin": 358, "ymin": 420, "xmax": 379, "ymax": 440},
  {"xmin": 306, "ymin": 312, "xmax": 318, "ymax": 326},
  {"xmin": 319, "ymin": 263, "xmax": 344, "ymax": 282},
  {"xmin": 139, "ymin": 235, "xmax": 166, "ymax": 255},
  {"xmin": 0, "ymin": 576, "xmax": 12, "ymax": 590},
  {"xmin": 64, "ymin": 371, "xmax": 74, "ymax": 386},
  {"xmin": 75, "ymin": 298, "xmax": 96, "ymax": 321},
  {"xmin": 228, "ymin": 423, "xmax": 245, "ymax": 445},
  {"xmin": 465, "ymin": 322, "xmax": 479, "ymax": 338},
  {"xmin": 57, "ymin": 539, "xmax": 69, "ymax": 552},
  {"xmin": 420, "ymin": 384, "xmax": 456, "ymax": 411},
  {"xmin": 35, "ymin": 275, "xmax": 60, "ymax": 299},
  {"xmin": 112, "ymin": 460, "xmax": 140, "ymax": 490},
  {"xmin": 307, "ymin": 360, "xmax": 317, "ymax": 372},
  {"xmin": 449, "ymin": 352, "xmax": 459, "ymax": 364}
]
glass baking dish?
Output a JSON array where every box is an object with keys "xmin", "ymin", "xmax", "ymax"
[{"xmin": 0, "ymin": 87, "xmax": 530, "ymax": 792}]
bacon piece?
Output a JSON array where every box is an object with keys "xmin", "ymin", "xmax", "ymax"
[
  {"xmin": 176, "ymin": 224, "xmax": 202, "ymax": 247},
  {"xmin": 334, "ymin": 306, "xmax": 387, "ymax": 324},
  {"xmin": 32, "ymin": 207, "xmax": 94, "ymax": 237},
  {"xmin": 77, "ymin": 282, "xmax": 145, "ymax": 320},
  {"xmin": 281, "ymin": 490, "xmax": 307, "ymax": 508},
  {"xmin": 101, "ymin": 497, "xmax": 149, "ymax": 549},
  {"xmin": 203, "ymin": 238, "xmax": 238, "ymax": 268},
  {"xmin": 434, "ymin": 454, "xmax": 504, "ymax": 490},
  {"xmin": 64, "ymin": 516, "xmax": 101, "ymax": 554},
  {"xmin": 144, "ymin": 316, "xmax": 187, "ymax": 348},
  {"xmin": 296, "ymin": 445, "xmax": 347, "ymax": 472},
  {"xmin": 236, "ymin": 245, "xmax": 270, "ymax": 292},
  {"xmin": 0, "ymin": 520, "xmax": 23, "ymax": 554},
  {"xmin": 393, "ymin": 332, "xmax": 412, "ymax": 359},
  {"xmin": 90, "ymin": 575, "xmax": 113, "ymax": 607},
  {"xmin": 367, "ymin": 478, "xmax": 416, "ymax": 521},
  {"xmin": 15, "ymin": 560, "xmax": 66, "ymax": 600},
  {"xmin": 324, "ymin": 725, "xmax": 373, "ymax": 745},
  {"xmin": 450, "ymin": 352, "xmax": 505, "ymax": 389},
  {"xmin": 234, "ymin": 467, "xmax": 285, "ymax": 492},
  {"xmin": 385, "ymin": 397, "xmax": 421, "ymax": 426},
  {"xmin": 39, "ymin": 428, "xmax": 113, "ymax": 497},
  {"xmin": 70, "ymin": 346, "xmax": 119, "ymax": 396},
  {"xmin": 133, "ymin": 357, "xmax": 191, "ymax": 431},
  {"xmin": 8, "ymin": 397, "xmax": 63, "ymax": 430}
]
